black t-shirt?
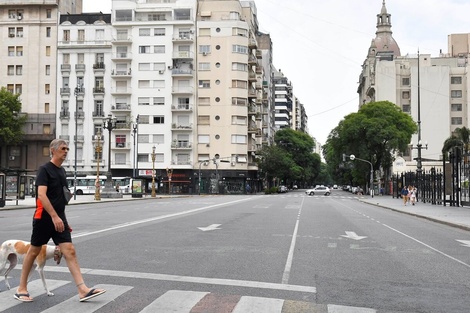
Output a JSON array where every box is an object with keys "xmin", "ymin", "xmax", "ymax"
[{"xmin": 33, "ymin": 162, "xmax": 67, "ymax": 220}]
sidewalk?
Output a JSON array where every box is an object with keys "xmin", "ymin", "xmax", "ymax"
[{"xmin": 360, "ymin": 196, "xmax": 470, "ymax": 231}]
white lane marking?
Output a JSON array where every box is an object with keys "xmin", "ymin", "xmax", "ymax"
[
  {"xmin": 383, "ymin": 224, "xmax": 470, "ymax": 268},
  {"xmin": 232, "ymin": 296, "xmax": 284, "ymax": 313},
  {"xmin": 72, "ymin": 197, "xmax": 252, "ymax": 238},
  {"xmin": 41, "ymin": 284, "xmax": 132, "ymax": 313},
  {"xmin": 140, "ymin": 290, "xmax": 208, "ymax": 313},
  {"xmin": 32, "ymin": 265, "xmax": 316, "ymax": 294},
  {"xmin": 281, "ymin": 197, "xmax": 305, "ymax": 284},
  {"xmin": 0, "ymin": 279, "xmax": 69, "ymax": 311},
  {"xmin": 328, "ymin": 304, "xmax": 376, "ymax": 312}
]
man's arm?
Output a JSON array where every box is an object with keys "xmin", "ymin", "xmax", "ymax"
[{"xmin": 37, "ymin": 185, "xmax": 65, "ymax": 232}]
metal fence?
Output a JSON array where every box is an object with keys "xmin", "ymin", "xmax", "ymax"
[{"xmin": 391, "ymin": 168, "xmax": 444, "ymax": 205}]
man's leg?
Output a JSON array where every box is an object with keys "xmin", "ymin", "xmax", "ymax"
[
  {"xmin": 16, "ymin": 245, "xmax": 42, "ymax": 301},
  {"xmin": 59, "ymin": 242, "xmax": 106, "ymax": 300}
]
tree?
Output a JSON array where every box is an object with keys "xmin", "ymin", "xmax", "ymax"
[
  {"xmin": 0, "ymin": 87, "xmax": 26, "ymax": 146},
  {"xmin": 442, "ymin": 126, "xmax": 470, "ymax": 156},
  {"xmin": 323, "ymin": 101, "xmax": 417, "ymax": 186}
]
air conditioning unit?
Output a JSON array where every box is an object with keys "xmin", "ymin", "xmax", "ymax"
[
  {"xmin": 202, "ymin": 52, "xmax": 207, "ymax": 56},
  {"xmin": 17, "ymin": 15, "xmax": 22, "ymax": 20},
  {"xmin": 231, "ymin": 162, "xmax": 235, "ymax": 166},
  {"xmin": 168, "ymin": 66, "xmax": 173, "ymax": 70},
  {"xmin": 159, "ymin": 70, "xmax": 164, "ymax": 74},
  {"xmin": 9, "ymin": 156, "xmax": 15, "ymax": 161}
]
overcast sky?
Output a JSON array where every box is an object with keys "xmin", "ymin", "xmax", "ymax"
[{"xmin": 83, "ymin": 0, "xmax": 470, "ymax": 146}]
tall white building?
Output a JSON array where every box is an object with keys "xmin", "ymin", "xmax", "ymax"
[{"xmin": 357, "ymin": 1, "xmax": 468, "ymax": 172}]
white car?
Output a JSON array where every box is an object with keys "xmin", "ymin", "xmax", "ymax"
[{"xmin": 305, "ymin": 186, "xmax": 331, "ymax": 196}]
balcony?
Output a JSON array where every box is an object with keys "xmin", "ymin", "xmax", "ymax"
[
  {"xmin": 171, "ymin": 104, "xmax": 193, "ymax": 111},
  {"xmin": 171, "ymin": 141, "xmax": 192, "ymax": 149},
  {"xmin": 74, "ymin": 111, "xmax": 85, "ymax": 119},
  {"xmin": 112, "ymin": 35, "xmax": 133, "ymax": 44},
  {"xmin": 61, "ymin": 64, "xmax": 71, "ymax": 74},
  {"xmin": 172, "ymin": 86, "xmax": 193, "ymax": 94},
  {"xmin": 111, "ymin": 52, "xmax": 132, "ymax": 60},
  {"xmin": 115, "ymin": 121, "xmax": 131, "ymax": 130},
  {"xmin": 111, "ymin": 68, "xmax": 132, "ymax": 78},
  {"xmin": 171, "ymin": 159, "xmax": 192, "ymax": 166},
  {"xmin": 93, "ymin": 87, "xmax": 105, "ymax": 95},
  {"xmin": 60, "ymin": 87, "xmax": 70, "ymax": 96},
  {"xmin": 75, "ymin": 64, "xmax": 86, "ymax": 75},
  {"xmin": 93, "ymin": 62, "xmax": 105, "ymax": 73},
  {"xmin": 171, "ymin": 123, "xmax": 193, "ymax": 131},
  {"xmin": 92, "ymin": 111, "xmax": 105, "ymax": 118},
  {"xmin": 59, "ymin": 110, "xmax": 70, "ymax": 119},
  {"xmin": 248, "ymin": 38, "xmax": 257, "ymax": 49},
  {"xmin": 256, "ymin": 50, "xmax": 262, "ymax": 59},
  {"xmin": 248, "ymin": 55, "xmax": 257, "ymax": 65},
  {"xmin": 171, "ymin": 68, "xmax": 193, "ymax": 77},
  {"xmin": 111, "ymin": 103, "xmax": 131, "ymax": 111},
  {"xmin": 114, "ymin": 142, "xmax": 130, "ymax": 149},
  {"xmin": 172, "ymin": 34, "xmax": 194, "ymax": 42},
  {"xmin": 172, "ymin": 51, "xmax": 194, "ymax": 59},
  {"xmin": 111, "ymin": 87, "xmax": 132, "ymax": 95}
]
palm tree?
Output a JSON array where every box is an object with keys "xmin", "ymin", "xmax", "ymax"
[{"xmin": 442, "ymin": 126, "xmax": 470, "ymax": 161}]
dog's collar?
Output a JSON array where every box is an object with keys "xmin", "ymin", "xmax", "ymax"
[{"xmin": 54, "ymin": 246, "xmax": 62, "ymax": 265}]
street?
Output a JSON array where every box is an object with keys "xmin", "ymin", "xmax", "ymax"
[{"xmin": 1, "ymin": 190, "xmax": 470, "ymax": 312}]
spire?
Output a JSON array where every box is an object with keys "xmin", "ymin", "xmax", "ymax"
[{"xmin": 374, "ymin": 0, "xmax": 401, "ymax": 57}]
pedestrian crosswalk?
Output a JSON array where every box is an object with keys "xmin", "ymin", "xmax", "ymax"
[
  {"xmin": 275, "ymin": 193, "xmax": 365, "ymax": 199},
  {"xmin": 0, "ymin": 279, "xmax": 377, "ymax": 313}
]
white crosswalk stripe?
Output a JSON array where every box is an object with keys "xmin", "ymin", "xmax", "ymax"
[
  {"xmin": 0, "ymin": 279, "xmax": 69, "ymax": 311},
  {"xmin": 0, "ymin": 279, "xmax": 377, "ymax": 312},
  {"xmin": 41, "ymin": 284, "xmax": 132, "ymax": 313}
]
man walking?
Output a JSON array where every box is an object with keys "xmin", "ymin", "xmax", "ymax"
[{"xmin": 15, "ymin": 139, "xmax": 106, "ymax": 303}]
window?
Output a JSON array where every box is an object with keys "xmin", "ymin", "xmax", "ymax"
[
  {"xmin": 8, "ymin": 47, "xmax": 14, "ymax": 56},
  {"xmin": 199, "ymin": 62, "xmax": 210, "ymax": 71},
  {"xmin": 148, "ymin": 13, "xmax": 166, "ymax": 21},
  {"xmin": 139, "ymin": 28, "xmax": 151, "ymax": 36},
  {"xmin": 138, "ymin": 97, "xmax": 150, "ymax": 105},
  {"xmin": 232, "ymin": 116, "xmax": 247, "ymax": 125},
  {"xmin": 63, "ymin": 30, "xmax": 70, "ymax": 42},
  {"xmin": 198, "ymin": 135, "xmax": 210, "ymax": 144},
  {"xmin": 16, "ymin": 27, "xmax": 23, "ymax": 37},
  {"xmin": 153, "ymin": 97, "xmax": 164, "ymax": 105},
  {"xmin": 199, "ymin": 97, "xmax": 210, "ymax": 106},
  {"xmin": 16, "ymin": 65, "xmax": 22, "ymax": 75},
  {"xmin": 451, "ymin": 117, "xmax": 462, "ymax": 125},
  {"xmin": 46, "ymin": 27, "xmax": 51, "ymax": 37},
  {"xmin": 9, "ymin": 10, "xmax": 16, "ymax": 19},
  {"xmin": 232, "ymin": 45, "xmax": 248, "ymax": 54},
  {"xmin": 95, "ymin": 29, "xmax": 104, "ymax": 41},
  {"xmin": 154, "ymin": 28, "xmax": 165, "ymax": 36},
  {"xmin": 78, "ymin": 29, "xmax": 85, "ymax": 42},
  {"xmin": 402, "ymin": 91, "xmax": 410, "ymax": 99},
  {"xmin": 232, "ymin": 97, "xmax": 247, "ymax": 106},
  {"xmin": 402, "ymin": 77, "xmax": 410, "ymax": 86},
  {"xmin": 451, "ymin": 103, "xmax": 462, "ymax": 111},
  {"xmin": 139, "ymin": 63, "xmax": 150, "ymax": 71},
  {"xmin": 45, "ymin": 103, "xmax": 50, "ymax": 113},
  {"xmin": 7, "ymin": 66, "xmax": 14, "ymax": 76},
  {"xmin": 231, "ymin": 135, "xmax": 246, "ymax": 144},
  {"xmin": 232, "ymin": 62, "xmax": 248, "ymax": 71},
  {"xmin": 7, "ymin": 84, "xmax": 14, "ymax": 93},
  {"xmin": 138, "ymin": 80, "xmax": 150, "ymax": 88},
  {"xmin": 63, "ymin": 53, "xmax": 70, "ymax": 64},
  {"xmin": 116, "ymin": 135, "xmax": 126, "ymax": 148},
  {"xmin": 15, "ymin": 84, "xmax": 22, "ymax": 94},
  {"xmin": 43, "ymin": 124, "xmax": 51, "ymax": 134},
  {"xmin": 451, "ymin": 90, "xmax": 462, "ymax": 98},
  {"xmin": 46, "ymin": 46, "xmax": 51, "ymax": 56},
  {"xmin": 402, "ymin": 104, "xmax": 410, "ymax": 113},
  {"xmin": 115, "ymin": 153, "xmax": 126, "ymax": 165},
  {"xmin": 154, "ymin": 45, "xmax": 165, "ymax": 53},
  {"xmin": 154, "ymin": 153, "xmax": 164, "ymax": 163},
  {"xmin": 232, "ymin": 80, "xmax": 247, "ymax": 89},
  {"xmin": 199, "ymin": 80, "xmax": 210, "ymax": 88},
  {"xmin": 16, "ymin": 46, "xmax": 23, "ymax": 56},
  {"xmin": 8, "ymin": 28, "xmax": 15, "ymax": 37},
  {"xmin": 46, "ymin": 9, "xmax": 51, "ymax": 18},
  {"xmin": 451, "ymin": 77, "xmax": 462, "ymax": 84},
  {"xmin": 95, "ymin": 100, "xmax": 104, "ymax": 116},
  {"xmin": 138, "ymin": 115, "xmax": 149, "ymax": 124},
  {"xmin": 45, "ymin": 84, "xmax": 50, "ymax": 94},
  {"xmin": 45, "ymin": 65, "xmax": 50, "ymax": 75},
  {"xmin": 154, "ymin": 63, "xmax": 165, "ymax": 71},
  {"xmin": 154, "ymin": 134, "xmax": 164, "ymax": 144},
  {"xmin": 199, "ymin": 45, "xmax": 211, "ymax": 54},
  {"xmin": 139, "ymin": 46, "xmax": 150, "ymax": 54},
  {"xmin": 232, "ymin": 27, "xmax": 248, "ymax": 37},
  {"xmin": 198, "ymin": 115, "xmax": 210, "ymax": 125},
  {"xmin": 153, "ymin": 116, "xmax": 165, "ymax": 124},
  {"xmin": 116, "ymin": 29, "xmax": 128, "ymax": 40}
]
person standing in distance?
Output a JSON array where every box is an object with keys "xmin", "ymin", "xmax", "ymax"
[{"xmin": 15, "ymin": 139, "xmax": 106, "ymax": 303}]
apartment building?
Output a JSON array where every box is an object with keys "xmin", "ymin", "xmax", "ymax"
[
  {"xmin": 357, "ymin": 1, "xmax": 469, "ymax": 172},
  {"xmin": 56, "ymin": 13, "xmax": 113, "ymax": 180},
  {"xmin": 0, "ymin": 0, "xmax": 59, "ymax": 183},
  {"xmin": 273, "ymin": 69, "xmax": 293, "ymax": 130}
]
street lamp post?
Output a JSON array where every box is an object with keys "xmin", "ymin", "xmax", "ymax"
[
  {"xmin": 73, "ymin": 84, "xmax": 80, "ymax": 200},
  {"xmin": 101, "ymin": 114, "xmax": 122, "ymax": 198},
  {"xmin": 198, "ymin": 160, "xmax": 209, "ymax": 195},
  {"xmin": 151, "ymin": 145, "xmax": 156, "ymax": 197},
  {"xmin": 166, "ymin": 167, "xmax": 173, "ymax": 194},
  {"xmin": 348, "ymin": 154, "xmax": 374, "ymax": 198},
  {"xmin": 132, "ymin": 115, "xmax": 139, "ymax": 178},
  {"xmin": 94, "ymin": 131, "xmax": 102, "ymax": 201}
]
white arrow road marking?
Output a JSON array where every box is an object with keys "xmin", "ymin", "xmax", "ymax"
[
  {"xmin": 456, "ymin": 240, "xmax": 470, "ymax": 248},
  {"xmin": 341, "ymin": 231, "xmax": 367, "ymax": 241},
  {"xmin": 198, "ymin": 224, "xmax": 222, "ymax": 231}
]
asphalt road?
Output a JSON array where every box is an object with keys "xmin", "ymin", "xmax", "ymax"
[{"xmin": 0, "ymin": 190, "xmax": 469, "ymax": 312}]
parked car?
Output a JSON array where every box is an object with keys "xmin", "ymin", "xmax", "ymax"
[
  {"xmin": 305, "ymin": 186, "xmax": 331, "ymax": 196},
  {"xmin": 293, "ymin": 185, "xmax": 298, "ymax": 190},
  {"xmin": 278, "ymin": 185, "xmax": 288, "ymax": 193}
]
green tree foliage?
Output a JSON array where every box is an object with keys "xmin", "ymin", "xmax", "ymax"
[
  {"xmin": 0, "ymin": 87, "xmax": 26, "ymax": 146},
  {"xmin": 323, "ymin": 101, "xmax": 417, "ymax": 185},
  {"xmin": 442, "ymin": 126, "xmax": 470, "ymax": 156},
  {"xmin": 257, "ymin": 129, "xmax": 321, "ymax": 186}
]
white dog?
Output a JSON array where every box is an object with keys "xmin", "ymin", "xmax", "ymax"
[{"xmin": 0, "ymin": 240, "xmax": 62, "ymax": 296}]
